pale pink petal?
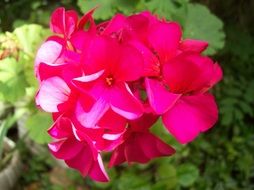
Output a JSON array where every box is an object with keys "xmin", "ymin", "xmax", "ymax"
[
  {"xmin": 75, "ymin": 97, "xmax": 110, "ymax": 128},
  {"xmin": 145, "ymin": 78, "xmax": 181, "ymax": 114},
  {"xmin": 162, "ymin": 93, "xmax": 218, "ymax": 144},
  {"xmin": 110, "ymin": 83, "xmax": 143, "ymax": 120},
  {"xmin": 180, "ymin": 39, "xmax": 208, "ymax": 53},
  {"xmin": 36, "ymin": 77, "xmax": 70, "ymax": 112},
  {"xmin": 35, "ymin": 40, "xmax": 63, "ymax": 78}
]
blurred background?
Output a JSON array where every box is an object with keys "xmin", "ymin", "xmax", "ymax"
[{"xmin": 0, "ymin": 0, "xmax": 254, "ymax": 189}]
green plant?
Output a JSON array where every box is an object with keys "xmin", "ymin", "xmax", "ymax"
[{"xmin": 0, "ymin": 24, "xmax": 52, "ymax": 145}]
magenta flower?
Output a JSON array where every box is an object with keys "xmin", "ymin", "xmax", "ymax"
[
  {"xmin": 34, "ymin": 7, "xmax": 222, "ymax": 182},
  {"xmin": 48, "ymin": 117, "xmax": 109, "ymax": 182},
  {"xmin": 72, "ymin": 35, "xmax": 144, "ymax": 124},
  {"xmin": 145, "ymin": 53, "xmax": 222, "ymax": 144},
  {"xmin": 109, "ymin": 113, "xmax": 175, "ymax": 167}
]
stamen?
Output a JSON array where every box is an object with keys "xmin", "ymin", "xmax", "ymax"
[{"xmin": 105, "ymin": 76, "xmax": 114, "ymax": 86}]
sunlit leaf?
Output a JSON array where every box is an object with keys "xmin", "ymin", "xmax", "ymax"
[{"xmin": 25, "ymin": 111, "xmax": 52, "ymax": 144}]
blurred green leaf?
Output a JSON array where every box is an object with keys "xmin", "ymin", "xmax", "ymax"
[
  {"xmin": 177, "ymin": 164, "xmax": 199, "ymax": 187},
  {"xmin": 78, "ymin": 0, "xmax": 115, "ymax": 20},
  {"xmin": 183, "ymin": 4, "xmax": 225, "ymax": 55},
  {"xmin": 14, "ymin": 24, "xmax": 50, "ymax": 55},
  {"xmin": 0, "ymin": 57, "xmax": 27, "ymax": 103},
  {"xmin": 25, "ymin": 111, "xmax": 52, "ymax": 144},
  {"xmin": 155, "ymin": 163, "xmax": 177, "ymax": 189}
]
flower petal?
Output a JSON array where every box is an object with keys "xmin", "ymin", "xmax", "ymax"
[
  {"xmin": 110, "ymin": 83, "xmax": 143, "ymax": 120},
  {"xmin": 148, "ymin": 21, "xmax": 182, "ymax": 62},
  {"xmin": 180, "ymin": 39, "xmax": 208, "ymax": 53},
  {"xmin": 145, "ymin": 78, "xmax": 181, "ymax": 114},
  {"xmin": 36, "ymin": 77, "xmax": 70, "ymax": 112},
  {"xmin": 88, "ymin": 154, "xmax": 109, "ymax": 182},
  {"xmin": 48, "ymin": 117, "xmax": 73, "ymax": 138},
  {"xmin": 49, "ymin": 138, "xmax": 83, "ymax": 160},
  {"xmin": 138, "ymin": 133, "xmax": 175, "ymax": 159},
  {"xmin": 162, "ymin": 93, "xmax": 218, "ymax": 144},
  {"xmin": 65, "ymin": 145, "xmax": 93, "ymax": 177},
  {"xmin": 114, "ymin": 45, "xmax": 143, "ymax": 82}
]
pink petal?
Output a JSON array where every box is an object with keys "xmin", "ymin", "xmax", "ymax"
[
  {"xmin": 78, "ymin": 7, "xmax": 97, "ymax": 31},
  {"xmin": 180, "ymin": 39, "xmax": 208, "ymax": 53},
  {"xmin": 109, "ymin": 144, "xmax": 125, "ymax": 167},
  {"xmin": 50, "ymin": 7, "xmax": 78, "ymax": 38},
  {"xmin": 209, "ymin": 62, "xmax": 223, "ymax": 88},
  {"xmin": 130, "ymin": 112, "xmax": 159, "ymax": 132},
  {"xmin": 88, "ymin": 154, "xmax": 109, "ymax": 182},
  {"xmin": 49, "ymin": 138, "xmax": 83, "ymax": 160},
  {"xmin": 81, "ymin": 36, "xmax": 116, "ymax": 74},
  {"xmin": 114, "ymin": 45, "xmax": 143, "ymax": 82},
  {"xmin": 102, "ymin": 13, "xmax": 128, "ymax": 35},
  {"xmin": 138, "ymin": 133, "xmax": 175, "ymax": 159},
  {"xmin": 124, "ymin": 134, "xmax": 149, "ymax": 164},
  {"xmin": 35, "ymin": 40, "xmax": 63, "ymax": 78},
  {"xmin": 163, "ymin": 53, "xmax": 217, "ymax": 94},
  {"xmin": 110, "ymin": 83, "xmax": 143, "ymax": 120},
  {"xmin": 36, "ymin": 77, "xmax": 70, "ymax": 112},
  {"xmin": 148, "ymin": 21, "xmax": 182, "ymax": 62},
  {"xmin": 75, "ymin": 96, "xmax": 110, "ymax": 128},
  {"xmin": 98, "ymin": 109, "xmax": 127, "ymax": 132},
  {"xmin": 48, "ymin": 117, "xmax": 73, "ymax": 138},
  {"xmin": 162, "ymin": 93, "xmax": 218, "ymax": 144},
  {"xmin": 65, "ymin": 146, "xmax": 93, "ymax": 177},
  {"xmin": 128, "ymin": 40, "xmax": 160, "ymax": 77},
  {"xmin": 145, "ymin": 78, "xmax": 181, "ymax": 114}
]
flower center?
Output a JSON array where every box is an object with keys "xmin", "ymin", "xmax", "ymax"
[{"xmin": 105, "ymin": 76, "xmax": 114, "ymax": 86}]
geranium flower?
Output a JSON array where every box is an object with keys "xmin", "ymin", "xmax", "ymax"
[
  {"xmin": 145, "ymin": 53, "xmax": 222, "ymax": 144},
  {"xmin": 34, "ymin": 6, "xmax": 223, "ymax": 182},
  {"xmin": 109, "ymin": 113, "xmax": 175, "ymax": 167},
  {"xmin": 73, "ymin": 35, "xmax": 144, "ymax": 125},
  {"xmin": 48, "ymin": 116, "xmax": 109, "ymax": 182}
]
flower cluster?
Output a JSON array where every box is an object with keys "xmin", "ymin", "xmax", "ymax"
[{"xmin": 35, "ymin": 7, "xmax": 222, "ymax": 182}]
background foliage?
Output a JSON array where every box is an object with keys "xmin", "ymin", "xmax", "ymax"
[{"xmin": 0, "ymin": 0, "xmax": 254, "ymax": 189}]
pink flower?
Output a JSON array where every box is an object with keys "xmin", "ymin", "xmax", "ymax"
[
  {"xmin": 109, "ymin": 113, "xmax": 175, "ymax": 167},
  {"xmin": 34, "ymin": 7, "xmax": 223, "ymax": 182},
  {"xmin": 48, "ymin": 116, "xmax": 109, "ymax": 182},
  {"xmin": 146, "ymin": 53, "xmax": 222, "ymax": 144},
  {"xmin": 73, "ymin": 35, "xmax": 144, "ymax": 124}
]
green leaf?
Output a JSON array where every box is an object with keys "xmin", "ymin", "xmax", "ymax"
[
  {"xmin": 25, "ymin": 111, "xmax": 52, "ymax": 144},
  {"xmin": 0, "ymin": 57, "xmax": 27, "ymax": 103},
  {"xmin": 146, "ymin": 0, "xmax": 188, "ymax": 21},
  {"xmin": 77, "ymin": 0, "xmax": 115, "ymax": 20},
  {"xmin": 183, "ymin": 4, "xmax": 225, "ymax": 55},
  {"xmin": 13, "ymin": 24, "xmax": 50, "ymax": 56},
  {"xmin": 177, "ymin": 164, "xmax": 199, "ymax": 187},
  {"xmin": 155, "ymin": 163, "xmax": 177, "ymax": 189}
]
